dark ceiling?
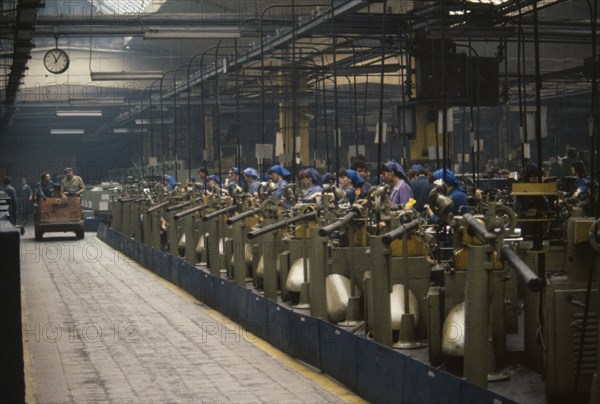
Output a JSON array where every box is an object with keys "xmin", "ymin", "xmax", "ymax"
[{"xmin": 0, "ymin": 0, "xmax": 597, "ymax": 179}]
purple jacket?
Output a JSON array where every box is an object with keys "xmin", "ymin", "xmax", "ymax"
[{"xmin": 389, "ymin": 180, "xmax": 413, "ymax": 207}]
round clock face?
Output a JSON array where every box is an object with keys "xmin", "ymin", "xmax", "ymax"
[{"xmin": 44, "ymin": 48, "xmax": 70, "ymax": 74}]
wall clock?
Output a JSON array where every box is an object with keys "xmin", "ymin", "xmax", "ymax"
[{"xmin": 44, "ymin": 48, "xmax": 70, "ymax": 74}]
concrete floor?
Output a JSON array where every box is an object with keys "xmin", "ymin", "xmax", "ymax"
[{"xmin": 21, "ymin": 230, "xmax": 361, "ymax": 403}]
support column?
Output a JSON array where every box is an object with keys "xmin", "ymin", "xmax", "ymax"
[{"xmin": 278, "ymin": 73, "xmax": 310, "ymax": 166}]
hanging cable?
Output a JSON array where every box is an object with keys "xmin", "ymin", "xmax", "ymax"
[
  {"xmin": 376, "ymin": 0, "xmax": 388, "ymax": 184},
  {"xmin": 330, "ymin": 0, "xmax": 340, "ymax": 181},
  {"xmin": 533, "ymin": 2, "xmax": 543, "ymax": 181}
]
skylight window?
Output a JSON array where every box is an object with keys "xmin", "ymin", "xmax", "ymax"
[{"xmin": 92, "ymin": 0, "xmax": 165, "ymax": 15}]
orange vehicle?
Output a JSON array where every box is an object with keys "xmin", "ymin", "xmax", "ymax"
[{"xmin": 34, "ymin": 196, "xmax": 84, "ymax": 240}]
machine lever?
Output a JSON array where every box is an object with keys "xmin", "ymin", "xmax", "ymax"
[
  {"xmin": 201, "ymin": 205, "xmax": 238, "ymax": 222},
  {"xmin": 226, "ymin": 207, "xmax": 262, "ymax": 225},
  {"xmin": 500, "ymin": 246, "xmax": 543, "ymax": 292},
  {"xmin": 463, "ymin": 213, "xmax": 497, "ymax": 243},
  {"xmin": 318, "ymin": 211, "xmax": 357, "ymax": 237},
  {"xmin": 381, "ymin": 218, "xmax": 421, "ymax": 245},
  {"xmin": 247, "ymin": 211, "xmax": 318, "ymax": 239}
]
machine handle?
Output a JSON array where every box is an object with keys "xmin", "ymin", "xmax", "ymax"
[
  {"xmin": 173, "ymin": 204, "xmax": 209, "ymax": 220},
  {"xmin": 381, "ymin": 218, "xmax": 421, "ymax": 245},
  {"xmin": 146, "ymin": 201, "xmax": 170, "ymax": 213},
  {"xmin": 201, "ymin": 205, "xmax": 238, "ymax": 222},
  {"xmin": 226, "ymin": 207, "xmax": 262, "ymax": 225},
  {"xmin": 318, "ymin": 211, "xmax": 357, "ymax": 237},
  {"xmin": 165, "ymin": 200, "xmax": 191, "ymax": 212},
  {"xmin": 500, "ymin": 246, "xmax": 543, "ymax": 292},
  {"xmin": 248, "ymin": 211, "xmax": 318, "ymax": 239},
  {"xmin": 463, "ymin": 213, "xmax": 496, "ymax": 243},
  {"xmin": 118, "ymin": 197, "xmax": 137, "ymax": 202}
]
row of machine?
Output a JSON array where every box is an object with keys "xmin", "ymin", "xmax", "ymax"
[{"xmin": 110, "ymin": 178, "xmax": 599, "ymax": 403}]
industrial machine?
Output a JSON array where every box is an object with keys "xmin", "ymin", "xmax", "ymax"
[{"xmin": 106, "ymin": 173, "xmax": 598, "ymax": 403}]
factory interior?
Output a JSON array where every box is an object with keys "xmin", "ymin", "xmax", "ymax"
[{"xmin": 1, "ymin": 0, "xmax": 599, "ymax": 403}]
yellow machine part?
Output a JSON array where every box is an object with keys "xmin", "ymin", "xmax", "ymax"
[
  {"xmin": 244, "ymin": 216, "xmax": 260, "ymax": 228},
  {"xmin": 390, "ymin": 235, "xmax": 427, "ymax": 257},
  {"xmin": 294, "ymin": 221, "xmax": 319, "ymax": 239}
]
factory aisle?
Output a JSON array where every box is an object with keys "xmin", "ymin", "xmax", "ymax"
[{"xmin": 20, "ymin": 231, "xmax": 358, "ymax": 403}]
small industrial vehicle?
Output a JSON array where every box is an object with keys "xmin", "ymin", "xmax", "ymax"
[{"xmin": 34, "ymin": 193, "xmax": 84, "ymax": 240}]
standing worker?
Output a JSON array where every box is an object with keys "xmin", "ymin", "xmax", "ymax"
[
  {"xmin": 61, "ymin": 167, "xmax": 86, "ymax": 197},
  {"xmin": 0, "ymin": 176, "xmax": 18, "ymax": 225}
]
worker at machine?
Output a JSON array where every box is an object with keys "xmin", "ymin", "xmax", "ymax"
[
  {"xmin": 350, "ymin": 160, "xmax": 372, "ymax": 193},
  {"xmin": 380, "ymin": 160, "xmax": 413, "ymax": 207},
  {"xmin": 226, "ymin": 167, "xmax": 247, "ymax": 194},
  {"xmin": 426, "ymin": 168, "xmax": 469, "ymax": 218},
  {"xmin": 299, "ymin": 167, "xmax": 323, "ymax": 202},
  {"xmin": 268, "ymin": 164, "xmax": 290, "ymax": 200},
  {"xmin": 410, "ymin": 165, "xmax": 434, "ymax": 214},
  {"xmin": 566, "ymin": 161, "xmax": 589, "ymax": 200},
  {"xmin": 243, "ymin": 167, "xmax": 261, "ymax": 196},
  {"xmin": 195, "ymin": 167, "xmax": 209, "ymax": 190},
  {"xmin": 162, "ymin": 174, "xmax": 176, "ymax": 192},
  {"xmin": 338, "ymin": 168, "xmax": 365, "ymax": 204},
  {"xmin": 206, "ymin": 175, "xmax": 223, "ymax": 194},
  {"xmin": 61, "ymin": 167, "xmax": 86, "ymax": 197},
  {"xmin": 35, "ymin": 172, "xmax": 57, "ymax": 201}
]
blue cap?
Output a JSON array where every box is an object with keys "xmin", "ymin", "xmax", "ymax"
[
  {"xmin": 344, "ymin": 169, "xmax": 364, "ymax": 187},
  {"xmin": 229, "ymin": 167, "xmax": 240, "ymax": 175},
  {"xmin": 269, "ymin": 164, "xmax": 291, "ymax": 178},
  {"xmin": 207, "ymin": 175, "xmax": 221, "ymax": 186},
  {"xmin": 243, "ymin": 167, "xmax": 259, "ymax": 179},
  {"xmin": 381, "ymin": 161, "xmax": 407, "ymax": 179},
  {"xmin": 301, "ymin": 167, "xmax": 321, "ymax": 185},
  {"xmin": 433, "ymin": 168, "xmax": 459, "ymax": 187},
  {"xmin": 411, "ymin": 164, "xmax": 423, "ymax": 171}
]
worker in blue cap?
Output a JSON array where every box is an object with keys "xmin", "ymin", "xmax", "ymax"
[
  {"xmin": 338, "ymin": 168, "xmax": 365, "ymax": 204},
  {"xmin": 243, "ymin": 167, "xmax": 261, "ymax": 196},
  {"xmin": 162, "ymin": 174, "xmax": 176, "ymax": 192},
  {"xmin": 380, "ymin": 160, "xmax": 413, "ymax": 207},
  {"xmin": 268, "ymin": 164, "xmax": 290, "ymax": 199},
  {"xmin": 299, "ymin": 167, "xmax": 323, "ymax": 202},
  {"xmin": 206, "ymin": 175, "xmax": 223, "ymax": 194},
  {"xmin": 429, "ymin": 168, "xmax": 468, "ymax": 216}
]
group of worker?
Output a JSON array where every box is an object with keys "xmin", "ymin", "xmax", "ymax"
[
  {"xmin": 0, "ymin": 167, "xmax": 86, "ymax": 225},
  {"xmin": 153, "ymin": 159, "xmax": 469, "ymax": 221}
]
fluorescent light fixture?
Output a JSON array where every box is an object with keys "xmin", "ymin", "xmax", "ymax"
[
  {"xmin": 90, "ymin": 71, "xmax": 164, "ymax": 81},
  {"xmin": 50, "ymin": 129, "xmax": 85, "ymax": 135},
  {"xmin": 135, "ymin": 119, "xmax": 173, "ymax": 125},
  {"xmin": 143, "ymin": 27, "xmax": 241, "ymax": 40},
  {"xmin": 70, "ymin": 97, "xmax": 125, "ymax": 105},
  {"xmin": 113, "ymin": 128, "xmax": 131, "ymax": 134},
  {"xmin": 56, "ymin": 110, "xmax": 102, "ymax": 117}
]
